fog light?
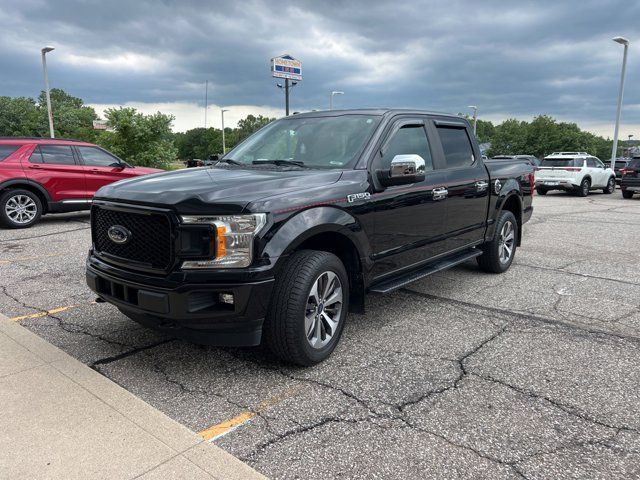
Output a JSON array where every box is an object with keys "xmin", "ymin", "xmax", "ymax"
[{"xmin": 219, "ymin": 293, "xmax": 234, "ymax": 305}]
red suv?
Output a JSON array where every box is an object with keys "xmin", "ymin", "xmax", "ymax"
[{"xmin": 0, "ymin": 138, "xmax": 162, "ymax": 228}]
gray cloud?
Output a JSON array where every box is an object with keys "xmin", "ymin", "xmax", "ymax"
[{"xmin": 1, "ymin": 0, "xmax": 638, "ymax": 134}]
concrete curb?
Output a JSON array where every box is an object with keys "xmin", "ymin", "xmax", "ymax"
[{"xmin": 0, "ymin": 313, "xmax": 267, "ymax": 480}]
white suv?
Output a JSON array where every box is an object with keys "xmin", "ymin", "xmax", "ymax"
[{"xmin": 535, "ymin": 153, "xmax": 616, "ymax": 197}]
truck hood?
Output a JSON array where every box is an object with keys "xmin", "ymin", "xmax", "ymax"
[{"xmin": 94, "ymin": 166, "xmax": 343, "ymax": 214}]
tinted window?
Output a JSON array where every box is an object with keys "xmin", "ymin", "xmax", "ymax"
[
  {"xmin": 542, "ymin": 158, "xmax": 583, "ymax": 167},
  {"xmin": 628, "ymin": 158, "xmax": 640, "ymax": 168},
  {"xmin": 587, "ymin": 158, "xmax": 597, "ymax": 168},
  {"xmin": 29, "ymin": 146, "xmax": 43, "ymax": 163},
  {"xmin": 381, "ymin": 124, "xmax": 433, "ymax": 171},
  {"xmin": 436, "ymin": 126, "xmax": 475, "ymax": 168},
  {"xmin": 0, "ymin": 145, "xmax": 19, "ymax": 161},
  {"xmin": 77, "ymin": 146, "xmax": 121, "ymax": 167},
  {"xmin": 39, "ymin": 145, "xmax": 76, "ymax": 165}
]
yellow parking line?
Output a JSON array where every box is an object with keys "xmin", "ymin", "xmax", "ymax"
[
  {"xmin": 9, "ymin": 301, "xmax": 96, "ymax": 322},
  {"xmin": 0, "ymin": 253, "xmax": 63, "ymax": 264},
  {"xmin": 199, "ymin": 386, "xmax": 302, "ymax": 441}
]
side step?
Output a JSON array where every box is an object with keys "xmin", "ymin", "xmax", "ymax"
[{"xmin": 369, "ymin": 248, "xmax": 483, "ymax": 294}]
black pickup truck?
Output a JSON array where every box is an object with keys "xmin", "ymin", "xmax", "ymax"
[{"xmin": 86, "ymin": 109, "xmax": 534, "ymax": 365}]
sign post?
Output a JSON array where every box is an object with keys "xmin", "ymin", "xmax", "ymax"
[{"xmin": 271, "ymin": 54, "xmax": 302, "ymax": 116}]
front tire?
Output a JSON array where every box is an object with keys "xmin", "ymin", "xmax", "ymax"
[
  {"xmin": 0, "ymin": 189, "xmax": 43, "ymax": 229},
  {"xmin": 577, "ymin": 178, "xmax": 590, "ymax": 197},
  {"xmin": 603, "ymin": 177, "xmax": 615, "ymax": 194},
  {"xmin": 536, "ymin": 187, "xmax": 548, "ymax": 196},
  {"xmin": 477, "ymin": 210, "xmax": 518, "ymax": 274},
  {"xmin": 264, "ymin": 250, "xmax": 349, "ymax": 366}
]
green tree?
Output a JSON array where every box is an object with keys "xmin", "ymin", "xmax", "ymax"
[
  {"xmin": 36, "ymin": 88, "xmax": 97, "ymax": 138},
  {"xmin": 175, "ymin": 127, "xmax": 223, "ymax": 160},
  {"xmin": 0, "ymin": 97, "xmax": 40, "ymax": 136},
  {"xmin": 98, "ymin": 107, "xmax": 177, "ymax": 168},
  {"xmin": 236, "ymin": 114, "xmax": 274, "ymax": 142},
  {"xmin": 475, "ymin": 119, "xmax": 495, "ymax": 144},
  {"xmin": 487, "ymin": 119, "xmax": 529, "ymax": 156}
]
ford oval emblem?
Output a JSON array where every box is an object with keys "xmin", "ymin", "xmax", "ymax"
[{"xmin": 107, "ymin": 225, "xmax": 131, "ymax": 245}]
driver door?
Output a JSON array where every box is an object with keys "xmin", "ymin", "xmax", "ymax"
[{"xmin": 370, "ymin": 118, "xmax": 449, "ymax": 280}]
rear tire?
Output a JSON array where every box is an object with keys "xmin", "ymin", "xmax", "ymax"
[
  {"xmin": 622, "ymin": 190, "xmax": 634, "ymax": 199},
  {"xmin": 536, "ymin": 187, "xmax": 548, "ymax": 195},
  {"xmin": 577, "ymin": 178, "xmax": 590, "ymax": 197},
  {"xmin": 477, "ymin": 210, "xmax": 518, "ymax": 274},
  {"xmin": 603, "ymin": 177, "xmax": 615, "ymax": 194},
  {"xmin": 264, "ymin": 250, "xmax": 349, "ymax": 366},
  {"xmin": 0, "ymin": 189, "xmax": 43, "ymax": 229}
]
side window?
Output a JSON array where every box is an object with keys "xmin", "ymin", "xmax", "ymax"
[
  {"xmin": 77, "ymin": 146, "xmax": 121, "ymax": 167},
  {"xmin": 587, "ymin": 158, "xmax": 597, "ymax": 168},
  {"xmin": 595, "ymin": 158, "xmax": 605, "ymax": 168},
  {"xmin": 29, "ymin": 146, "xmax": 43, "ymax": 163},
  {"xmin": 436, "ymin": 126, "xmax": 475, "ymax": 168},
  {"xmin": 381, "ymin": 124, "xmax": 433, "ymax": 171},
  {"xmin": 39, "ymin": 145, "xmax": 76, "ymax": 165},
  {"xmin": 0, "ymin": 145, "xmax": 20, "ymax": 161}
]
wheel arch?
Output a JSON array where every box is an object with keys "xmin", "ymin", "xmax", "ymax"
[{"xmin": 0, "ymin": 179, "xmax": 51, "ymax": 213}]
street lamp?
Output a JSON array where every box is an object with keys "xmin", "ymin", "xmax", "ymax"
[
  {"xmin": 610, "ymin": 36, "xmax": 629, "ymax": 166},
  {"xmin": 329, "ymin": 91, "xmax": 344, "ymax": 110},
  {"xmin": 221, "ymin": 109, "xmax": 229, "ymax": 154},
  {"xmin": 41, "ymin": 46, "xmax": 55, "ymax": 138},
  {"xmin": 468, "ymin": 105, "xmax": 478, "ymax": 136}
]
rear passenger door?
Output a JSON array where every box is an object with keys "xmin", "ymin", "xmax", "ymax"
[
  {"xmin": 433, "ymin": 120, "xmax": 490, "ymax": 252},
  {"xmin": 25, "ymin": 145, "xmax": 88, "ymax": 202}
]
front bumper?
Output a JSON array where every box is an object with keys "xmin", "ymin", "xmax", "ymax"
[{"xmin": 86, "ymin": 257, "xmax": 274, "ymax": 346}]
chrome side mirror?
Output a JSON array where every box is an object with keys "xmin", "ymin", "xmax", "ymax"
[{"xmin": 378, "ymin": 154, "xmax": 426, "ymax": 186}]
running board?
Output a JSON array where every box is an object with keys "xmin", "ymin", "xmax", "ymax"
[{"xmin": 369, "ymin": 248, "xmax": 482, "ymax": 294}]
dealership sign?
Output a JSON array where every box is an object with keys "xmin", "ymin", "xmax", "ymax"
[{"xmin": 270, "ymin": 54, "xmax": 302, "ymax": 81}]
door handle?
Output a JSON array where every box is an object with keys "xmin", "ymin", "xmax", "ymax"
[
  {"xmin": 29, "ymin": 164, "xmax": 42, "ymax": 169},
  {"xmin": 89, "ymin": 168, "xmax": 100, "ymax": 173},
  {"xmin": 475, "ymin": 180, "xmax": 489, "ymax": 191},
  {"xmin": 432, "ymin": 187, "xmax": 448, "ymax": 200}
]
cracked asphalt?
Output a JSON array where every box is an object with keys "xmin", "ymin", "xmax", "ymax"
[{"xmin": 1, "ymin": 191, "xmax": 639, "ymax": 479}]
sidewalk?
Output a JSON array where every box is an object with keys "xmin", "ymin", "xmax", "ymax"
[{"xmin": 0, "ymin": 313, "xmax": 267, "ymax": 480}]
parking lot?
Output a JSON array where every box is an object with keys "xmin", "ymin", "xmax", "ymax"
[{"xmin": 1, "ymin": 191, "xmax": 639, "ymax": 479}]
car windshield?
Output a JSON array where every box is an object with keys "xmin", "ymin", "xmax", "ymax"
[
  {"xmin": 222, "ymin": 114, "xmax": 380, "ymax": 169},
  {"xmin": 542, "ymin": 158, "xmax": 581, "ymax": 167}
]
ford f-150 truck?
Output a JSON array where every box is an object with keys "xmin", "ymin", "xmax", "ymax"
[{"xmin": 86, "ymin": 109, "xmax": 534, "ymax": 365}]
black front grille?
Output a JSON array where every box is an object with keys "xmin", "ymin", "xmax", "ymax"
[{"xmin": 92, "ymin": 205, "xmax": 173, "ymax": 270}]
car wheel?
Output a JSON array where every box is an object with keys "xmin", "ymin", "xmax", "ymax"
[
  {"xmin": 577, "ymin": 178, "xmax": 590, "ymax": 197},
  {"xmin": 622, "ymin": 190, "xmax": 634, "ymax": 199},
  {"xmin": 0, "ymin": 189, "xmax": 43, "ymax": 229},
  {"xmin": 603, "ymin": 177, "xmax": 615, "ymax": 194},
  {"xmin": 477, "ymin": 210, "xmax": 518, "ymax": 274},
  {"xmin": 264, "ymin": 250, "xmax": 349, "ymax": 366},
  {"xmin": 535, "ymin": 187, "xmax": 548, "ymax": 195}
]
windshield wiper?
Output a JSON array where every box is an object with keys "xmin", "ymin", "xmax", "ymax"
[
  {"xmin": 252, "ymin": 159, "xmax": 305, "ymax": 167},
  {"xmin": 216, "ymin": 158, "xmax": 243, "ymax": 166}
]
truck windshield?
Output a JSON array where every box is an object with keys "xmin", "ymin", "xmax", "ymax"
[{"xmin": 222, "ymin": 114, "xmax": 380, "ymax": 169}]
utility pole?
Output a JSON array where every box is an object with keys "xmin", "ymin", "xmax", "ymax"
[
  {"xmin": 329, "ymin": 91, "xmax": 344, "ymax": 110},
  {"xmin": 41, "ymin": 46, "xmax": 55, "ymax": 138},
  {"xmin": 204, "ymin": 80, "xmax": 208, "ymax": 128},
  {"xmin": 611, "ymin": 37, "xmax": 629, "ymax": 166},
  {"xmin": 468, "ymin": 105, "xmax": 478, "ymax": 136},
  {"xmin": 221, "ymin": 109, "xmax": 229, "ymax": 154}
]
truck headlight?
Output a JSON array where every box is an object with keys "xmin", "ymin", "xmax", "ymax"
[{"xmin": 180, "ymin": 214, "xmax": 267, "ymax": 268}]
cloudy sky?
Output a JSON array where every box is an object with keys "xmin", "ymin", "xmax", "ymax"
[{"xmin": 1, "ymin": 0, "xmax": 638, "ymax": 136}]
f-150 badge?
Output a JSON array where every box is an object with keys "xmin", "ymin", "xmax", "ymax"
[{"xmin": 347, "ymin": 192, "xmax": 371, "ymax": 203}]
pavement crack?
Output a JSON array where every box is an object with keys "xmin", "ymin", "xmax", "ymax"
[{"xmin": 90, "ymin": 339, "xmax": 175, "ymax": 368}]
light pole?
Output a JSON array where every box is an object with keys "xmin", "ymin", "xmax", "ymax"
[
  {"xmin": 221, "ymin": 109, "xmax": 229, "ymax": 154},
  {"xmin": 204, "ymin": 80, "xmax": 209, "ymax": 128},
  {"xmin": 610, "ymin": 36, "xmax": 629, "ymax": 166},
  {"xmin": 41, "ymin": 46, "xmax": 55, "ymax": 138},
  {"xmin": 329, "ymin": 91, "xmax": 344, "ymax": 110},
  {"xmin": 468, "ymin": 105, "xmax": 478, "ymax": 136}
]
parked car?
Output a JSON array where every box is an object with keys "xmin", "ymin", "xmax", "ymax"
[
  {"xmin": 86, "ymin": 109, "xmax": 534, "ymax": 365},
  {"xmin": 604, "ymin": 158, "xmax": 630, "ymax": 184},
  {"xmin": 620, "ymin": 157, "xmax": 640, "ymax": 199},
  {"xmin": 0, "ymin": 138, "xmax": 162, "ymax": 228},
  {"xmin": 184, "ymin": 155, "xmax": 221, "ymax": 168},
  {"xmin": 493, "ymin": 155, "xmax": 540, "ymax": 168},
  {"xmin": 534, "ymin": 153, "xmax": 616, "ymax": 196}
]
